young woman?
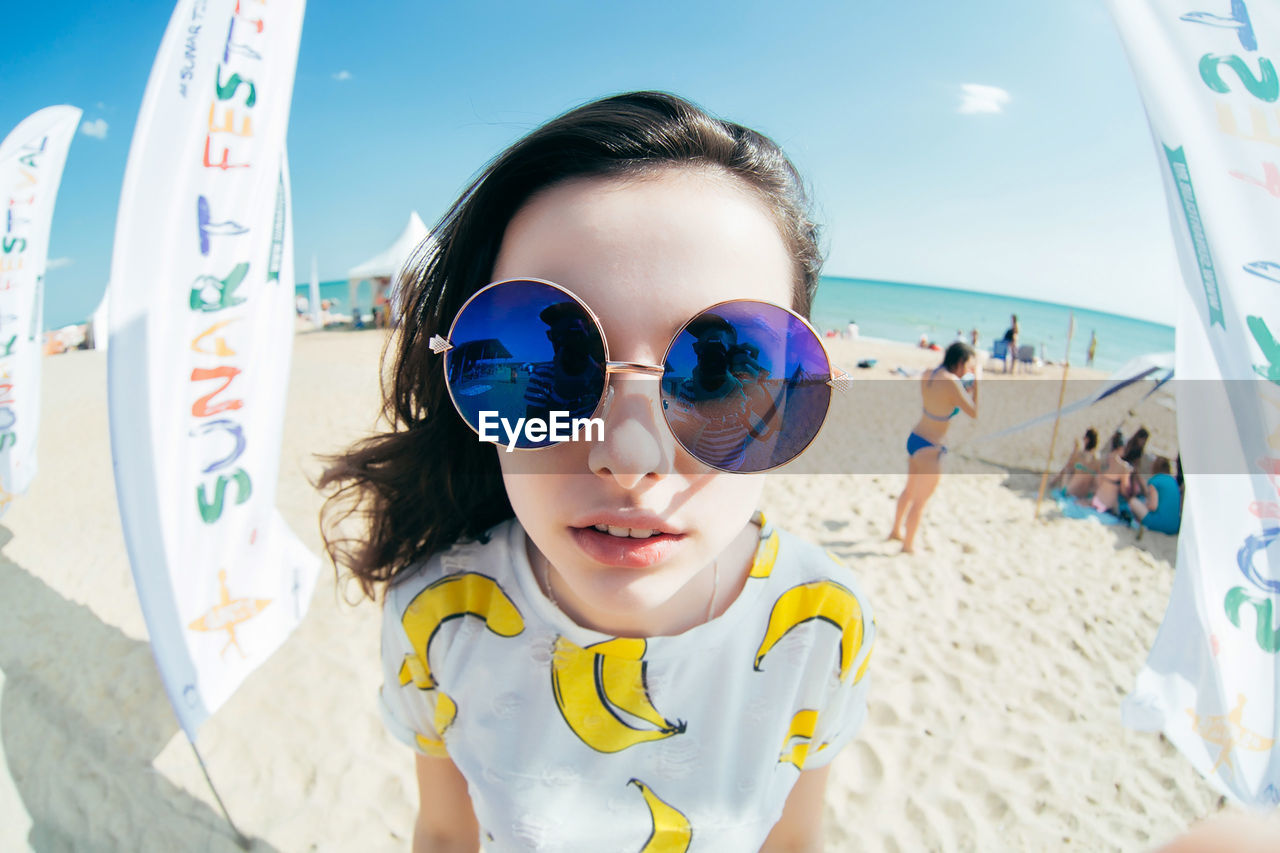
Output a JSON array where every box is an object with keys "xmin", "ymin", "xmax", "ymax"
[
  {"xmin": 321, "ymin": 92, "xmax": 874, "ymax": 852},
  {"xmin": 1129, "ymin": 455, "xmax": 1182, "ymax": 534},
  {"xmin": 889, "ymin": 341, "xmax": 979, "ymax": 554},
  {"xmin": 1051, "ymin": 427, "xmax": 1100, "ymax": 500},
  {"xmin": 1090, "ymin": 429, "xmax": 1144, "ymax": 515}
]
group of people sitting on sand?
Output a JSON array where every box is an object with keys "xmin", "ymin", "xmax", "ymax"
[{"xmin": 1052, "ymin": 426, "xmax": 1182, "ymax": 534}]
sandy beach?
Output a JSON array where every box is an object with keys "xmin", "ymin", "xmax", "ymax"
[{"xmin": 0, "ymin": 328, "xmax": 1241, "ymax": 851}]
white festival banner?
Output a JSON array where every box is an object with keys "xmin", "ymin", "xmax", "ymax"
[
  {"xmin": 108, "ymin": 0, "xmax": 316, "ymax": 738},
  {"xmin": 1108, "ymin": 0, "xmax": 1280, "ymax": 806},
  {"xmin": 0, "ymin": 106, "xmax": 81, "ymax": 514}
]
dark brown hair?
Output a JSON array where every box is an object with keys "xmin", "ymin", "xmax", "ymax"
[
  {"xmin": 942, "ymin": 341, "xmax": 975, "ymax": 373},
  {"xmin": 1122, "ymin": 426, "xmax": 1149, "ymax": 466},
  {"xmin": 319, "ymin": 91, "xmax": 823, "ymax": 599},
  {"xmin": 1083, "ymin": 428, "xmax": 1098, "ymax": 452}
]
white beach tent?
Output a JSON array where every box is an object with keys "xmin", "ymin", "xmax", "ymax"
[{"xmin": 346, "ymin": 211, "xmax": 429, "ymax": 324}]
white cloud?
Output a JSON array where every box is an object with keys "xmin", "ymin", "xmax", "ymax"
[
  {"xmin": 331, "ymin": 70, "xmax": 352, "ymax": 81},
  {"xmin": 79, "ymin": 118, "xmax": 109, "ymax": 139},
  {"xmin": 957, "ymin": 84, "xmax": 1010, "ymax": 115},
  {"xmin": 46, "ymin": 257, "xmax": 74, "ymax": 270},
  {"xmin": 95, "ymin": 101, "xmax": 108, "ymax": 111}
]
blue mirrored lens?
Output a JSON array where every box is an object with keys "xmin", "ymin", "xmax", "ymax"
[
  {"xmin": 446, "ymin": 281, "xmax": 606, "ymax": 448},
  {"xmin": 661, "ymin": 302, "xmax": 831, "ymax": 472}
]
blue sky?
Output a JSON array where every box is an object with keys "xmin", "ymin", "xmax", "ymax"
[{"xmin": 5, "ymin": 0, "xmax": 1180, "ymax": 330}]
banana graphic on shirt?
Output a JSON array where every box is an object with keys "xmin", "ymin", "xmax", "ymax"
[
  {"xmin": 397, "ymin": 573, "xmax": 524, "ymax": 756},
  {"xmin": 753, "ymin": 580, "xmax": 866, "ymax": 683},
  {"xmin": 551, "ymin": 636, "xmax": 686, "ymax": 753},
  {"xmin": 397, "ymin": 572, "xmax": 525, "ymax": 691},
  {"xmin": 748, "ymin": 529, "xmax": 780, "ymax": 578},
  {"xmin": 409, "ymin": 689, "xmax": 457, "ymax": 758},
  {"xmin": 778, "ymin": 708, "xmax": 829, "ymax": 770},
  {"xmin": 629, "ymin": 778, "xmax": 692, "ymax": 853}
]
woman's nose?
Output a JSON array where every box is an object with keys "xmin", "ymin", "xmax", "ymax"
[{"xmin": 587, "ymin": 378, "xmax": 674, "ymax": 489}]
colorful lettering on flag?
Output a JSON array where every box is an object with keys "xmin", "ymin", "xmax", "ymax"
[
  {"xmin": 1109, "ymin": 0, "xmax": 1280, "ymax": 807},
  {"xmin": 0, "ymin": 105, "xmax": 82, "ymax": 513},
  {"xmin": 107, "ymin": 0, "xmax": 316, "ymax": 738}
]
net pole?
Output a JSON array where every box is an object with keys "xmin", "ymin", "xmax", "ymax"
[{"xmin": 1035, "ymin": 313, "xmax": 1076, "ymax": 520}]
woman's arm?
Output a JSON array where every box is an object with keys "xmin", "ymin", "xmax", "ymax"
[
  {"xmin": 1052, "ymin": 439, "xmax": 1081, "ymax": 486},
  {"xmin": 953, "ymin": 372, "xmax": 978, "ymax": 419},
  {"xmin": 413, "ymin": 753, "xmax": 480, "ymax": 853},
  {"xmin": 759, "ymin": 766, "xmax": 831, "ymax": 852}
]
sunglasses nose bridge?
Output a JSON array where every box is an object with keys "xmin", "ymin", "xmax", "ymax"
[
  {"xmin": 604, "ymin": 360, "xmax": 665, "ymax": 377},
  {"xmin": 587, "ymin": 368, "xmax": 678, "ymax": 484}
]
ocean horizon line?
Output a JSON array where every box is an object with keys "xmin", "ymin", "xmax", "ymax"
[{"xmin": 818, "ymin": 273, "xmax": 1176, "ymax": 332}]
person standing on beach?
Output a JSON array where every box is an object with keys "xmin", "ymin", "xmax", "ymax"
[
  {"xmin": 1087, "ymin": 330, "xmax": 1097, "ymax": 367},
  {"xmin": 1002, "ymin": 314, "xmax": 1019, "ymax": 374},
  {"xmin": 890, "ymin": 341, "xmax": 979, "ymax": 554}
]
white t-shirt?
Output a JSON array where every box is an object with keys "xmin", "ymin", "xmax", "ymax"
[{"xmin": 380, "ymin": 516, "xmax": 875, "ymax": 851}]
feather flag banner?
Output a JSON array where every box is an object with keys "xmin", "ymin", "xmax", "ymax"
[
  {"xmin": 1108, "ymin": 0, "xmax": 1280, "ymax": 807},
  {"xmin": 0, "ymin": 105, "xmax": 82, "ymax": 514},
  {"xmin": 107, "ymin": 0, "xmax": 316, "ymax": 738}
]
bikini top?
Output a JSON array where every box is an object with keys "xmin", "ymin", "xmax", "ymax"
[
  {"xmin": 922, "ymin": 367, "xmax": 961, "ymax": 420},
  {"xmin": 921, "ymin": 406, "xmax": 960, "ymax": 421}
]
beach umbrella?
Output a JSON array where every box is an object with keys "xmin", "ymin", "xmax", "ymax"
[{"xmin": 1108, "ymin": 0, "xmax": 1280, "ymax": 808}]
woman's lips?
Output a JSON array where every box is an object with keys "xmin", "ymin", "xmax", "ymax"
[{"xmin": 569, "ymin": 526, "xmax": 683, "ymax": 568}]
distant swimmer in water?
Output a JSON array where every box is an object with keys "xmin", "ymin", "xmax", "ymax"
[{"xmin": 890, "ymin": 341, "xmax": 979, "ymax": 554}]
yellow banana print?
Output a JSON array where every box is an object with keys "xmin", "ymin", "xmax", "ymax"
[
  {"xmin": 415, "ymin": 731, "xmax": 449, "ymax": 758},
  {"xmin": 593, "ymin": 638, "xmax": 672, "ymax": 730},
  {"xmin": 434, "ymin": 690, "xmax": 458, "ymax": 736},
  {"xmin": 778, "ymin": 709, "xmax": 820, "ymax": 770},
  {"xmin": 853, "ymin": 632, "xmax": 875, "ymax": 686},
  {"xmin": 397, "ymin": 572, "xmax": 525, "ymax": 690},
  {"xmin": 551, "ymin": 636, "xmax": 685, "ymax": 753},
  {"xmin": 629, "ymin": 778, "xmax": 692, "ymax": 853},
  {"xmin": 753, "ymin": 580, "xmax": 865, "ymax": 682},
  {"xmin": 748, "ymin": 530, "xmax": 780, "ymax": 578}
]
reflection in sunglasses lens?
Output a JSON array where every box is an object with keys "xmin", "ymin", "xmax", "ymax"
[
  {"xmin": 663, "ymin": 303, "xmax": 830, "ymax": 472},
  {"xmin": 446, "ymin": 281, "xmax": 607, "ymax": 448}
]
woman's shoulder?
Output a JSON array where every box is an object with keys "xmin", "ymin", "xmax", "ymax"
[
  {"xmin": 766, "ymin": 525, "xmax": 870, "ymax": 604},
  {"xmin": 383, "ymin": 517, "xmax": 526, "ymax": 616}
]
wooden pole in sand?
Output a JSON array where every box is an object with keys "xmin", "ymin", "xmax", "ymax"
[{"xmin": 1035, "ymin": 313, "xmax": 1076, "ymax": 520}]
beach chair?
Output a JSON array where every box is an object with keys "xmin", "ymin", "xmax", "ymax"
[
  {"xmin": 1016, "ymin": 344, "xmax": 1037, "ymax": 372},
  {"xmin": 991, "ymin": 339, "xmax": 1009, "ymax": 361}
]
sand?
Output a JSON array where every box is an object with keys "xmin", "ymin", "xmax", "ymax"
[{"xmin": 0, "ymin": 328, "xmax": 1244, "ymax": 851}]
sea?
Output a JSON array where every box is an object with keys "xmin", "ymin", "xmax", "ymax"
[
  {"xmin": 808, "ymin": 276, "xmax": 1174, "ymax": 374},
  {"xmin": 296, "ymin": 275, "xmax": 1175, "ymax": 375}
]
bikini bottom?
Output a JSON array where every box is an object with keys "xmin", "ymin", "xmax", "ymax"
[
  {"xmin": 907, "ymin": 431, "xmax": 947, "ymax": 457},
  {"xmin": 1091, "ymin": 495, "xmax": 1131, "ymax": 519}
]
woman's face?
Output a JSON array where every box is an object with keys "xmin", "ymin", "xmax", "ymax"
[{"xmin": 489, "ymin": 168, "xmax": 794, "ymax": 636}]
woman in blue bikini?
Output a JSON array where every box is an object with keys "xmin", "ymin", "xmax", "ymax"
[{"xmin": 890, "ymin": 341, "xmax": 979, "ymax": 553}]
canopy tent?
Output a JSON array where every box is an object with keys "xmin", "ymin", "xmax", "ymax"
[
  {"xmin": 966, "ymin": 352, "xmax": 1175, "ymax": 446},
  {"xmin": 346, "ymin": 211, "xmax": 429, "ymax": 325}
]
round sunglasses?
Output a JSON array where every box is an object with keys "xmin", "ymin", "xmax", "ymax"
[{"xmin": 429, "ymin": 278, "xmax": 845, "ymax": 473}]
